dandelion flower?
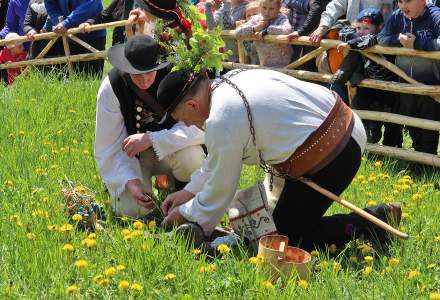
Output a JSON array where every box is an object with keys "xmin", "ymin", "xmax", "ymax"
[
  {"xmin": 62, "ymin": 244, "xmax": 74, "ymax": 252},
  {"xmin": 364, "ymin": 256, "xmax": 374, "ymax": 263},
  {"xmin": 199, "ymin": 264, "xmax": 216, "ymax": 273},
  {"xmin": 72, "ymin": 214, "xmax": 83, "ymax": 221},
  {"xmin": 316, "ymin": 260, "xmax": 329, "ymax": 270},
  {"xmin": 27, "ymin": 233, "xmax": 36, "ymax": 240},
  {"xmin": 59, "ymin": 224, "xmax": 74, "ymax": 232},
  {"xmin": 429, "ymin": 292, "xmax": 440, "ymax": 300},
  {"xmin": 74, "ymin": 260, "xmax": 88, "ymax": 269},
  {"xmin": 65, "ymin": 285, "xmax": 78, "ymax": 295},
  {"xmin": 374, "ymin": 161, "xmax": 382, "ymax": 167},
  {"xmin": 81, "ymin": 238, "xmax": 96, "ymax": 248},
  {"xmin": 435, "ymin": 236, "xmax": 440, "ymax": 242},
  {"xmin": 88, "ymin": 233, "xmax": 97, "ymax": 240},
  {"xmin": 388, "ymin": 257, "xmax": 399, "ymax": 266},
  {"xmin": 408, "ymin": 270, "xmax": 420, "ymax": 279},
  {"xmin": 310, "ymin": 250, "xmax": 319, "ymax": 257},
  {"xmin": 148, "ymin": 220, "xmax": 156, "ymax": 230},
  {"xmin": 363, "ymin": 266, "xmax": 373, "ymax": 275},
  {"xmin": 118, "ymin": 280, "xmax": 130, "ymax": 289},
  {"xmin": 99, "ymin": 279, "xmax": 111, "ymax": 287},
  {"xmin": 333, "ymin": 261, "xmax": 342, "ymax": 272},
  {"xmin": 164, "ymin": 273, "xmax": 176, "ymax": 280},
  {"xmin": 367, "ymin": 200, "xmax": 377, "ymax": 206},
  {"xmin": 47, "ymin": 225, "xmax": 58, "ymax": 231},
  {"xmin": 249, "ymin": 256, "xmax": 265, "ymax": 264},
  {"xmin": 193, "ymin": 249, "xmax": 202, "ymax": 255},
  {"xmin": 298, "ymin": 280, "xmax": 308, "ymax": 289},
  {"xmin": 217, "ymin": 244, "xmax": 231, "ymax": 254},
  {"xmin": 130, "ymin": 283, "xmax": 144, "ymax": 292},
  {"xmin": 105, "ymin": 267, "xmax": 116, "ymax": 277},
  {"xmin": 328, "ymin": 244, "xmax": 337, "ymax": 254},
  {"xmin": 4, "ymin": 180, "xmax": 13, "ymax": 188},
  {"xmin": 262, "ymin": 281, "xmax": 274, "ymax": 289},
  {"xmin": 116, "ymin": 265, "xmax": 126, "ymax": 271},
  {"xmin": 94, "ymin": 274, "xmax": 103, "ymax": 283},
  {"xmin": 133, "ymin": 220, "xmax": 144, "ymax": 230},
  {"xmin": 121, "ymin": 229, "xmax": 131, "ymax": 236},
  {"xmin": 358, "ymin": 243, "xmax": 373, "ymax": 254},
  {"xmin": 427, "ymin": 263, "xmax": 437, "ymax": 269}
]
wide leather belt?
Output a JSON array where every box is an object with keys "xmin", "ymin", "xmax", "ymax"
[{"xmin": 273, "ymin": 92, "xmax": 354, "ymax": 179}]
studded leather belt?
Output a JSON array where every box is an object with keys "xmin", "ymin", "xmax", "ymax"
[{"xmin": 273, "ymin": 92, "xmax": 354, "ymax": 179}]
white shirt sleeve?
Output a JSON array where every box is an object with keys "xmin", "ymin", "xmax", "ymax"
[
  {"xmin": 148, "ymin": 122, "xmax": 204, "ymax": 161},
  {"xmin": 319, "ymin": 0, "xmax": 348, "ymax": 28},
  {"xmin": 178, "ymin": 119, "xmax": 245, "ymax": 235},
  {"xmin": 94, "ymin": 77, "xmax": 143, "ymax": 199}
]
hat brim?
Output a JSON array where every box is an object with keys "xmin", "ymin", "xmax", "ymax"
[
  {"xmin": 134, "ymin": 0, "xmax": 179, "ymax": 22},
  {"xmin": 107, "ymin": 43, "xmax": 169, "ymax": 74}
]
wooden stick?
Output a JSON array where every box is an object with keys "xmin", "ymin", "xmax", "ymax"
[
  {"xmin": 0, "ymin": 51, "xmax": 107, "ymax": 69},
  {"xmin": 285, "ymin": 46, "xmax": 326, "ymax": 69},
  {"xmin": 366, "ymin": 144, "xmax": 440, "ymax": 167},
  {"xmin": 299, "ymin": 178, "xmax": 409, "ymax": 240},
  {"xmin": 354, "ymin": 110, "xmax": 440, "ymax": 131},
  {"xmin": 237, "ymin": 40, "xmax": 248, "ymax": 64},
  {"xmin": 222, "ymin": 62, "xmax": 440, "ymax": 100},
  {"xmin": 20, "ymin": 37, "xmax": 59, "ymax": 77},
  {"xmin": 68, "ymin": 35, "xmax": 98, "ymax": 53},
  {"xmin": 59, "ymin": 17, "xmax": 74, "ymax": 76}
]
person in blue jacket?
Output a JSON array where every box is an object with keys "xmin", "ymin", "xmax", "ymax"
[
  {"xmin": 377, "ymin": 0, "xmax": 440, "ymax": 155},
  {"xmin": 43, "ymin": 0, "xmax": 106, "ymax": 77},
  {"xmin": 0, "ymin": 0, "xmax": 29, "ymax": 38}
]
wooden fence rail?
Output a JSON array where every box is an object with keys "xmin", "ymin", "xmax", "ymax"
[{"xmin": 0, "ymin": 23, "xmax": 438, "ymax": 166}]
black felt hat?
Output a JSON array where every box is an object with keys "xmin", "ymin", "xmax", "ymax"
[
  {"xmin": 157, "ymin": 69, "xmax": 205, "ymax": 113},
  {"xmin": 133, "ymin": 0, "xmax": 192, "ymax": 30},
  {"xmin": 107, "ymin": 35, "xmax": 169, "ymax": 74}
]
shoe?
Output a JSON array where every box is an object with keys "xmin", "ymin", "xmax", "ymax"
[{"xmin": 175, "ymin": 222, "xmax": 205, "ymax": 248}]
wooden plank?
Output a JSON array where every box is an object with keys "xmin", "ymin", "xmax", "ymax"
[
  {"xmin": 366, "ymin": 144, "xmax": 440, "ymax": 167},
  {"xmin": 68, "ymin": 35, "xmax": 98, "ymax": 53},
  {"xmin": 285, "ymin": 46, "xmax": 326, "ymax": 69},
  {"xmin": 20, "ymin": 37, "xmax": 59, "ymax": 77}
]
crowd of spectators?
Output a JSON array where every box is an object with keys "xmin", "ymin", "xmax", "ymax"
[{"xmin": 0, "ymin": 0, "xmax": 438, "ymax": 154}]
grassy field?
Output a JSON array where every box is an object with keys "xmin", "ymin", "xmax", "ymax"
[{"xmin": 0, "ymin": 69, "xmax": 439, "ymax": 299}]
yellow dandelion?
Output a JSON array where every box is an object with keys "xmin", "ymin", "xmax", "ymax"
[
  {"xmin": 34, "ymin": 168, "xmax": 47, "ymax": 177},
  {"xmin": 62, "ymin": 244, "xmax": 74, "ymax": 252},
  {"xmin": 116, "ymin": 265, "xmax": 126, "ymax": 271},
  {"xmin": 367, "ymin": 200, "xmax": 377, "ymax": 206},
  {"xmin": 27, "ymin": 233, "xmax": 36, "ymax": 240},
  {"xmin": 328, "ymin": 244, "xmax": 337, "ymax": 254},
  {"xmin": 65, "ymin": 285, "xmax": 78, "ymax": 295},
  {"xmin": 118, "ymin": 280, "xmax": 130, "ymax": 289},
  {"xmin": 193, "ymin": 249, "xmax": 202, "ymax": 255},
  {"xmin": 374, "ymin": 161, "xmax": 382, "ymax": 167},
  {"xmin": 310, "ymin": 250, "xmax": 319, "ymax": 257},
  {"xmin": 59, "ymin": 224, "xmax": 74, "ymax": 232},
  {"xmin": 429, "ymin": 292, "xmax": 440, "ymax": 300},
  {"xmin": 81, "ymin": 238, "xmax": 97, "ymax": 248},
  {"xmin": 358, "ymin": 243, "xmax": 373, "ymax": 254},
  {"xmin": 349, "ymin": 256, "xmax": 358, "ymax": 263},
  {"xmin": 164, "ymin": 273, "xmax": 176, "ymax": 281},
  {"xmin": 133, "ymin": 220, "xmax": 145, "ymax": 230},
  {"xmin": 411, "ymin": 193, "xmax": 423, "ymax": 201},
  {"xmin": 217, "ymin": 244, "xmax": 231, "ymax": 255},
  {"xmin": 333, "ymin": 261, "xmax": 342, "ymax": 272},
  {"xmin": 363, "ymin": 266, "xmax": 373, "ymax": 275},
  {"xmin": 435, "ymin": 236, "xmax": 440, "ymax": 242},
  {"xmin": 401, "ymin": 212, "xmax": 409, "ymax": 219},
  {"xmin": 148, "ymin": 220, "xmax": 156, "ymax": 230},
  {"xmin": 427, "ymin": 263, "xmax": 437, "ymax": 269},
  {"xmin": 130, "ymin": 283, "xmax": 144, "ymax": 292},
  {"xmin": 74, "ymin": 260, "xmax": 88, "ymax": 269},
  {"xmin": 4, "ymin": 180, "xmax": 13, "ymax": 188},
  {"xmin": 47, "ymin": 224, "xmax": 58, "ymax": 231},
  {"xmin": 364, "ymin": 256, "xmax": 374, "ymax": 263},
  {"xmin": 262, "ymin": 281, "xmax": 274, "ymax": 289},
  {"xmin": 19, "ymin": 130, "xmax": 25, "ymax": 136},
  {"xmin": 82, "ymin": 150, "xmax": 90, "ymax": 155},
  {"xmin": 99, "ymin": 279, "xmax": 111, "ymax": 287},
  {"xmin": 121, "ymin": 228, "xmax": 131, "ymax": 236},
  {"xmin": 298, "ymin": 279, "xmax": 308, "ymax": 289},
  {"xmin": 41, "ymin": 195, "xmax": 49, "ymax": 202},
  {"xmin": 72, "ymin": 214, "xmax": 83, "ymax": 221},
  {"xmin": 316, "ymin": 260, "xmax": 329, "ymax": 270},
  {"xmin": 93, "ymin": 274, "xmax": 103, "ymax": 283},
  {"xmin": 357, "ymin": 175, "xmax": 365, "ymax": 180},
  {"xmin": 105, "ymin": 267, "xmax": 117, "ymax": 277},
  {"xmin": 32, "ymin": 209, "xmax": 49, "ymax": 218},
  {"xmin": 408, "ymin": 270, "xmax": 420, "ymax": 279},
  {"xmin": 388, "ymin": 257, "xmax": 399, "ymax": 266},
  {"xmin": 88, "ymin": 233, "xmax": 97, "ymax": 240},
  {"xmin": 249, "ymin": 255, "xmax": 265, "ymax": 264}
]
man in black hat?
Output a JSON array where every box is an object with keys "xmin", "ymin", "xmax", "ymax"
[
  {"xmin": 157, "ymin": 68, "xmax": 402, "ymax": 251},
  {"xmin": 94, "ymin": 35, "xmax": 205, "ymax": 219}
]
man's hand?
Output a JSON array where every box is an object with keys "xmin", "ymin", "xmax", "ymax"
[
  {"xmin": 161, "ymin": 189, "xmax": 194, "ymax": 216},
  {"xmin": 78, "ymin": 22, "xmax": 91, "ymax": 33},
  {"xmin": 309, "ymin": 25, "xmax": 327, "ymax": 44},
  {"xmin": 253, "ymin": 20, "xmax": 268, "ymax": 33},
  {"xmin": 337, "ymin": 42, "xmax": 350, "ymax": 56},
  {"xmin": 26, "ymin": 29, "xmax": 38, "ymax": 40},
  {"xmin": 53, "ymin": 22, "xmax": 67, "ymax": 34},
  {"xmin": 287, "ymin": 31, "xmax": 299, "ymax": 41},
  {"xmin": 126, "ymin": 179, "xmax": 155, "ymax": 209},
  {"xmin": 399, "ymin": 33, "xmax": 415, "ymax": 49},
  {"xmin": 122, "ymin": 133, "xmax": 152, "ymax": 158},
  {"xmin": 162, "ymin": 207, "xmax": 188, "ymax": 228}
]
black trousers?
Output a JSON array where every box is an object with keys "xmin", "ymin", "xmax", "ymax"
[
  {"xmin": 273, "ymin": 138, "xmax": 374, "ymax": 251},
  {"xmin": 397, "ymin": 94, "xmax": 439, "ymax": 155}
]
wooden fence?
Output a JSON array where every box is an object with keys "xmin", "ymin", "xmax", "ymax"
[{"xmin": 0, "ymin": 22, "xmax": 438, "ymax": 167}]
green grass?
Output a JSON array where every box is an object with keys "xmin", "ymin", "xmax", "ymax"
[{"xmin": 0, "ymin": 72, "xmax": 439, "ymax": 299}]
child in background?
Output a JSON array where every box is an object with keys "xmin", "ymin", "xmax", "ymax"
[
  {"xmin": 378, "ymin": 0, "xmax": 440, "ymax": 154},
  {"xmin": 237, "ymin": 1, "xmax": 260, "ymax": 64},
  {"xmin": 0, "ymin": 32, "xmax": 28, "ymax": 85},
  {"xmin": 205, "ymin": 0, "xmax": 248, "ymax": 62},
  {"xmin": 235, "ymin": 0, "xmax": 292, "ymax": 67}
]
